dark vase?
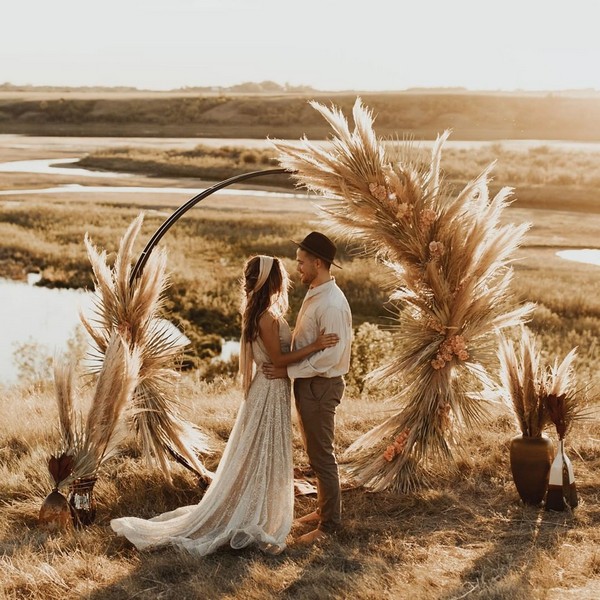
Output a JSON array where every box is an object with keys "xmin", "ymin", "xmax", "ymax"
[
  {"xmin": 39, "ymin": 489, "xmax": 72, "ymax": 531},
  {"xmin": 545, "ymin": 440, "xmax": 578, "ymax": 511},
  {"xmin": 509, "ymin": 434, "xmax": 555, "ymax": 505},
  {"xmin": 68, "ymin": 477, "xmax": 97, "ymax": 527}
]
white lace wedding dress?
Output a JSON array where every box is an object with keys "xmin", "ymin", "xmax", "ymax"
[{"xmin": 111, "ymin": 320, "xmax": 294, "ymax": 556}]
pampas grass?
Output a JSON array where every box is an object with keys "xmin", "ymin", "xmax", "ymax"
[
  {"xmin": 498, "ymin": 329, "xmax": 549, "ymax": 438},
  {"xmin": 48, "ymin": 335, "xmax": 139, "ymax": 488},
  {"xmin": 80, "ymin": 214, "xmax": 212, "ymax": 482},
  {"xmin": 499, "ymin": 327, "xmax": 587, "ymax": 440},
  {"xmin": 274, "ymin": 99, "xmax": 533, "ymax": 492}
]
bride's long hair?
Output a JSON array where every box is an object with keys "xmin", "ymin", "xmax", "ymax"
[{"xmin": 241, "ymin": 255, "xmax": 290, "ymax": 343}]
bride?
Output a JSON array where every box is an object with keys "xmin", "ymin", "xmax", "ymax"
[{"xmin": 111, "ymin": 255, "xmax": 338, "ymax": 555}]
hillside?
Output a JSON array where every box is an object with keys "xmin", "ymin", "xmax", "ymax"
[{"xmin": 1, "ymin": 90, "xmax": 600, "ymax": 140}]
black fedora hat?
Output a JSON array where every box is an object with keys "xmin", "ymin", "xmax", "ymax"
[{"xmin": 293, "ymin": 231, "xmax": 341, "ymax": 268}]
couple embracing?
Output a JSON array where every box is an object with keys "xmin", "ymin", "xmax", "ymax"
[{"xmin": 111, "ymin": 231, "xmax": 352, "ymax": 555}]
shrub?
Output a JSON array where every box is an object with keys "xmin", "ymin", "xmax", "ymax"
[{"xmin": 347, "ymin": 322, "xmax": 397, "ymax": 397}]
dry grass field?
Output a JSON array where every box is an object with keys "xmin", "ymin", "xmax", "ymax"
[
  {"xmin": 1, "ymin": 133, "xmax": 600, "ymax": 599},
  {"xmin": 1, "ymin": 376, "xmax": 599, "ymax": 599}
]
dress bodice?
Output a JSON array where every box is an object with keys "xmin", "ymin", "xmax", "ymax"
[{"xmin": 252, "ymin": 318, "xmax": 292, "ymax": 367}]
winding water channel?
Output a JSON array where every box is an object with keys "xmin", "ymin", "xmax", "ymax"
[{"xmin": 1, "ymin": 138, "xmax": 599, "ymax": 385}]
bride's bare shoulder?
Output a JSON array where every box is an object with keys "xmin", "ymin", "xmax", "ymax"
[{"xmin": 258, "ymin": 311, "xmax": 280, "ymax": 332}]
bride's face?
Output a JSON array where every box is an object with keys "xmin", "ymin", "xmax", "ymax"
[{"xmin": 296, "ymin": 249, "xmax": 318, "ymax": 286}]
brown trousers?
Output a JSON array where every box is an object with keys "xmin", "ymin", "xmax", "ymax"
[{"xmin": 294, "ymin": 375, "xmax": 345, "ymax": 532}]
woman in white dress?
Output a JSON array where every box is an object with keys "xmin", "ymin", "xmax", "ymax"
[{"xmin": 111, "ymin": 255, "xmax": 338, "ymax": 556}]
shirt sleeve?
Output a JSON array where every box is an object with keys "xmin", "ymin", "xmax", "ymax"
[{"xmin": 287, "ymin": 306, "xmax": 349, "ymax": 379}]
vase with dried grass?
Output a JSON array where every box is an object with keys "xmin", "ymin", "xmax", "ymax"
[
  {"xmin": 543, "ymin": 350, "xmax": 584, "ymax": 511},
  {"xmin": 42, "ymin": 335, "xmax": 140, "ymax": 527},
  {"xmin": 498, "ymin": 329, "xmax": 555, "ymax": 505},
  {"xmin": 499, "ymin": 328, "xmax": 586, "ymax": 507},
  {"xmin": 273, "ymin": 99, "xmax": 532, "ymax": 492},
  {"xmin": 39, "ymin": 453, "xmax": 74, "ymax": 531},
  {"xmin": 68, "ymin": 477, "xmax": 98, "ymax": 526}
]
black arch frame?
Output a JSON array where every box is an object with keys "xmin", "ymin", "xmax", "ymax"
[{"xmin": 130, "ymin": 167, "xmax": 289, "ymax": 283}]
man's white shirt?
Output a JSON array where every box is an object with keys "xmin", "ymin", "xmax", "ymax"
[{"xmin": 287, "ymin": 278, "xmax": 352, "ymax": 379}]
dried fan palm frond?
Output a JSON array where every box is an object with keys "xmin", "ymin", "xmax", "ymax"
[
  {"xmin": 274, "ymin": 99, "xmax": 533, "ymax": 492},
  {"xmin": 80, "ymin": 214, "xmax": 212, "ymax": 483}
]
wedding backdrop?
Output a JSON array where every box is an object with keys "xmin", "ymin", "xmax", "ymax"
[{"xmin": 39, "ymin": 100, "xmax": 586, "ymax": 529}]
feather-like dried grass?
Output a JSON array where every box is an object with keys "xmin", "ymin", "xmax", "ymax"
[
  {"xmin": 499, "ymin": 328, "xmax": 587, "ymax": 440},
  {"xmin": 275, "ymin": 99, "xmax": 532, "ymax": 492}
]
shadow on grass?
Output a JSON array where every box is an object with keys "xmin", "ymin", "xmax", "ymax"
[
  {"xmin": 4, "ymin": 476, "xmax": 596, "ymax": 599},
  {"xmin": 438, "ymin": 493, "xmax": 588, "ymax": 599}
]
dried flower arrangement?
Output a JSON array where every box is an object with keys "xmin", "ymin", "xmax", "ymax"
[
  {"xmin": 273, "ymin": 99, "xmax": 532, "ymax": 492},
  {"xmin": 499, "ymin": 327, "xmax": 584, "ymax": 439},
  {"xmin": 499, "ymin": 327, "xmax": 586, "ymax": 507},
  {"xmin": 41, "ymin": 216, "xmax": 212, "ymax": 527},
  {"xmin": 80, "ymin": 215, "xmax": 212, "ymax": 483}
]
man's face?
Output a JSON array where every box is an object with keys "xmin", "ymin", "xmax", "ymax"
[{"xmin": 296, "ymin": 248, "xmax": 318, "ymax": 286}]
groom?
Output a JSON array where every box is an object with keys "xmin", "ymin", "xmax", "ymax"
[{"xmin": 264, "ymin": 231, "xmax": 352, "ymax": 544}]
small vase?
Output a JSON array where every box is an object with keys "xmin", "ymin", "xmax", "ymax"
[
  {"xmin": 545, "ymin": 440, "xmax": 578, "ymax": 511},
  {"xmin": 68, "ymin": 477, "xmax": 97, "ymax": 527},
  {"xmin": 39, "ymin": 489, "xmax": 72, "ymax": 531},
  {"xmin": 509, "ymin": 434, "xmax": 555, "ymax": 505}
]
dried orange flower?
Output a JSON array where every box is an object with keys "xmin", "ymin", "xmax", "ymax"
[
  {"xmin": 369, "ymin": 182, "xmax": 388, "ymax": 202},
  {"xmin": 429, "ymin": 241, "xmax": 445, "ymax": 260},
  {"xmin": 420, "ymin": 208, "xmax": 437, "ymax": 228}
]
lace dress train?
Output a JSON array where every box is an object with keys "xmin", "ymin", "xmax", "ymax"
[{"xmin": 110, "ymin": 322, "xmax": 294, "ymax": 556}]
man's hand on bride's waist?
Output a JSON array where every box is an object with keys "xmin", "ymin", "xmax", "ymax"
[{"xmin": 262, "ymin": 364, "xmax": 288, "ymax": 379}]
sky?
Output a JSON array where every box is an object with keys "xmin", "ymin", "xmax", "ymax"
[{"xmin": 2, "ymin": 0, "xmax": 600, "ymax": 92}]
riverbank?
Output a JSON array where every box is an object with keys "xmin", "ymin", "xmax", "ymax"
[{"xmin": 2, "ymin": 134, "xmax": 600, "ymax": 382}]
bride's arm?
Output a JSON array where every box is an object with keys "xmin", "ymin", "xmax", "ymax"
[{"xmin": 258, "ymin": 312, "xmax": 338, "ymax": 368}]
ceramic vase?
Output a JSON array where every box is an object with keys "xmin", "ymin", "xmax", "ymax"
[
  {"xmin": 509, "ymin": 434, "xmax": 554, "ymax": 505},
  {"xmin": 545, "ymin": 440, "xmax": 578, "ymax": 511},
  {"xmin": 39, "ymin": 489, "xmax": 72, "ymax": 531}
]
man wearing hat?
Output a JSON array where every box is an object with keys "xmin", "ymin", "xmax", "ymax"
[{"xmin": 263, "ymin": 231, "xmax": 352, "ymax": 544}]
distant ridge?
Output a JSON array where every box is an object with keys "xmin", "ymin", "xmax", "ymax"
[
  {"xmin": 1, "ymin": 81, "xmax": 599, "ymax": 98},
  {"xmin": 2, "ymin": 86, "xmax": 600, "ymax": 140}
]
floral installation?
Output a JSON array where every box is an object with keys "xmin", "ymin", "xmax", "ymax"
[
  {"xmin": 273, "ymin": 99, "xmax": 533, "ymax": 492},
  {"xmin": 45, "ymin": 215, "xmax": 212, "ymax": 503}
]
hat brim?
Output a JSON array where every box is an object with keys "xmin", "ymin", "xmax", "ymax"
[{"xmin": 291, "ymin": 239, "xmax": 342, "ymax": 269}]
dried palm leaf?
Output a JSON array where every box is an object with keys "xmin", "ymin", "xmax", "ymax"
[{"xmin": 274, "ymin": 99, "xmax": 533, "ymax": 492}]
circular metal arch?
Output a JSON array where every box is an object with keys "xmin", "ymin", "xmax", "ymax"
[{"xmin": 130, "ymin": 167, "xmax": 289, "ymax": 283}]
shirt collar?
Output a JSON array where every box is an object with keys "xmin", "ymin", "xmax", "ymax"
[{"xmin": 306, "ymin": 277, "xmax": 335, "ymax": 299}]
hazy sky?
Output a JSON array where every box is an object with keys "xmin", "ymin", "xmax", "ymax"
[{"xmin": 2, "ymin": 0, "xmax": 599, "ymax": 91}]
